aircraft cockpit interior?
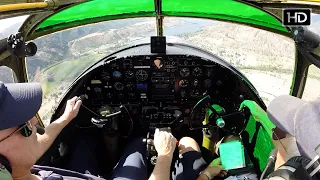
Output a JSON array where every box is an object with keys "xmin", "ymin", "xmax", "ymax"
[{"xmin": 2, "ymin": 1, "xmax": 320, "ymax": 179}]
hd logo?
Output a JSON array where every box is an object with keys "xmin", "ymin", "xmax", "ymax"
[{"xmin": 283, "ymin": 9, "xmax": 311, "ymax": 26}]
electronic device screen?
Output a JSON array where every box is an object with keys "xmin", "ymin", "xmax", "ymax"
[{"xmin": 218, "ymin": 141, "xmax": 246, "ymax": 170}]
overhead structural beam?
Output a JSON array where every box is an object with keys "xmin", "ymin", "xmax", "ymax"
[
  {"xmin": 154, "ymin": 0, "xmax": 163, "ymax": 36},
  {"xmin": 0, "ymin": 1, "xmax": 51, "ymax": 13},
  {"xmin": 0, "ymin": 0, "xmax": 88, "ymax": 20}
]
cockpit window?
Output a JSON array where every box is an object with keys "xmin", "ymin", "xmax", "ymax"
[
  {"xmin": 302, "ymin": 14, "xmax": 320, "ymax": 101},
  {"xmin": 0, "ymin": 15, "xmax": 28, "ymax": 40},
  {"xmin": 0, "ymin": 66, "xmax": 15, "ymax": 83},
  {"xmin": 164, "ymin": 17, "xmax": 295, "ymax": 106},
  {"xmin": 307, "ymin": 13, "xmax": 320, "ymax": 35},
  {"xmin": 27, "ymin": 17, "xmax": 295, "ymax": 125},
  {"xmin": 27, "ymin": 18, "xmax": 155, "ymax": 125},
  {"xmin": 302, "ymin": 65, "xmax": 320, "ymax": 101}
]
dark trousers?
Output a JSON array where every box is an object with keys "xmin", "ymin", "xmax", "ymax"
[{"xmin": 69, "ymin": 136, "xmax": 207, "ymax": 180}]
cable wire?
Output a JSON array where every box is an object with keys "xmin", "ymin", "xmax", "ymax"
[{"xmin": 120, "ymin": 105, "xmax": 133, "ymax": 136}]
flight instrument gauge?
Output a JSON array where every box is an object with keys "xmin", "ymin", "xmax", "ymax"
[
  {"xmin": 204, "ymin": 79, "xmax": 212, "ymax": 88},
  {"xmin": 180, "ymin": 68, "xmax": 190, "ymax": 77},
  {"xmin": 112, "ymin": 71, "xmax": 122, "ymax": 80},
  {"xmin": 206, "ymin": 68, "xmax": 214, "ymax": 77},
  {"xmin": 101, "ymin": 71, "xmax": 111, "ymax": 81},
  {"xmin": 193, "ymin": 68, "xmax": 203, "ymax": 77},
  {"xmin": 136, "ymin": 70, "xmax": 148, "ymax": 81},
  {"xmin": 125, "ymin": 70, "xmax": 135, "ymax": 79},
  {"xmin": 123, "ymin": 59, "xmax": 132, "ymax": 68},
  {"xmin": 179, "ymin": 80, "xmax": 189, "ymax": 88},
  {"xmin": 114, "ymin": 82, "xmax": 124, "ymax": 91}
]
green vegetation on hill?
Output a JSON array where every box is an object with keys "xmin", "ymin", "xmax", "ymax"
[
  {"xmin": 40, "ymin": 53, "xmax": 105, "ymax": 95},
  {"xmin": 42, "ymin": 82, "xmax": 58, "ymax": 95},
  {"xmin": 46, "ymin": 54, "xmax": 104, "ymax": 81}
]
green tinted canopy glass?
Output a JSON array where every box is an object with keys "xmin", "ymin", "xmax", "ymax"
[
  {"xmin": 36, "ymin": 0, "xmax": 155, "ymax": 31},
  {"xmin": 163, "ymin": 0, "xmax": 287, "ymax": 33},
  {"xmin": 36, "ymin": 0, "xmax": 288, "ymax": 34}
]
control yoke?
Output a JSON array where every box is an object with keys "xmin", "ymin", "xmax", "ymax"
[{"xmin": 189, "ymin": 95, "xmax": 250, "ymax": 135}]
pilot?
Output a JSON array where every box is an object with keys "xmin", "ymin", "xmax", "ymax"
[
  {"xmin": 0, "ymin": 81, "xmax": 227, "ymax": 180},
  {"xmin": 0, "ymin": 81, "xmax": 83, "ymax": 180},
  {"xmin": 240, "ymin": 95, "xmax": 320, "ymax": 170}
]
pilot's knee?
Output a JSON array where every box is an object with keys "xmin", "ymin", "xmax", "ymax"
[{"xmin": 178, "ymin": 137, "xmax": 200, "ymax": 154}]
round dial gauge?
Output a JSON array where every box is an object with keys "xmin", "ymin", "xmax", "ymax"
[
  {"xmin": 101, "ymin": 71, "xmax": 111, "ymax": 81},
  {"xmin": 204, "ymin": 79, "xmax": 212, "ymax": 88},
  {"xmin": 125, "ymin": 70, "xmax": 135, "ymax": 79},
  {"xmin": 190, "ymin": 90, "xmax": 200, "ymax": 97},
  {"xmin": 180, "ymin": 68, "xmax": 190, "ymax": 77},
  {"xmin": 179, "ymin": 80, "xmax": 189, "ymax": 88},
  {"xmin": 136, "ymin": 70, "xmax": 148, "ymax": 81},
  {"xmin": 123, "ymin": 59, "xmax": 132, "ymax": 68},
  {"xmin": 114, "ymin": 82, "xmax": 124, "ymax": 91},
  {"xmin": 112, "ymin": 71, "xmax": 122, "ymax": 79},
  {"xmin": 126, "ymin": 83, "xmax": 135, "ymax": 91},
  {"xmin": 206, "ymin": 68, "xmax": 214, "ymax": 77},
  {"xmin": 193, "ymin": 68, "xmax": 203, "ymax": 77}
]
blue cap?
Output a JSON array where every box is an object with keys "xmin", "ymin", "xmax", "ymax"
[{"xmin": 0, "ymin": 81, "xmax": 42, "ymax": 130}]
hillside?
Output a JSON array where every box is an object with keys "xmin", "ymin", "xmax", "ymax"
[{"xmin": 180, "ymin": 21, "xmax": 295, "ymax": 71}]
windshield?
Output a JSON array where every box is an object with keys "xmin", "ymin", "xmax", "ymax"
[
  {"xmin": 28, "ymin": 18, "xmax": 156, "ymax": 125},
  {"xmin": 164, "ymin": 17, "xmax": 295, "ymax": 105},
  {"xmin": 27, "ymin": 17, "xmax": 295, "ymax": 126},
  {"xmin": 301, "ymin": 13, "xmax": 320, "ymax": 101},
  {"xmin": 0, "ymin": 15, "xmax": 29, "ymax": 39}
]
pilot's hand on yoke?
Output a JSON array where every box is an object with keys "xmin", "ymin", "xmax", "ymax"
[
  {"xmin": 60, "ymin": 96, "xmax": 82, "ymax": 124},
  {"xmin": 153, "ymin": 128, "xmax": 177, "ymax": 157}
]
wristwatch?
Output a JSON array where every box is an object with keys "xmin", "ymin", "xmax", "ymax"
[{"xmin": 200, "ymin": 170, "xmax": 212, "ymax": 180}]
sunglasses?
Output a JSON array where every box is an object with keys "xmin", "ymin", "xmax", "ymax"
[{"xmin": 0, "ymin": 121, "xmax": 33, "ymax": 143}]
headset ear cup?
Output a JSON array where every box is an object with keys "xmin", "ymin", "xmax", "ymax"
[
  {"xmin": 267, "ymin": 156, "xmax": 311, "ymax": 180},
  {"xmin": 268, "ymin": 169, "xmax": 296, "ymax": 180},
  {"xmin": 288, "ymin": 156, "xmax": 312, "ymax": 173},
  {"xmin": 0, "ymin": 154, "xmax": 11, "ymax": 173},
  {"xmin": 289, "ymin": 156, "xmax": 311, "ymax": 165}
]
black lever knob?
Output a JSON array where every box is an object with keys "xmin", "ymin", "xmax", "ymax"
[{"xmin": 173, "ymin": 110, "xmax": 182, "ymax": 118}]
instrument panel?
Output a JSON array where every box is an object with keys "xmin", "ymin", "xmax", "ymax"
[
  {"xmin": 79, "ymin": 55, "xmax": 244, "ymax": 128},
  {"xmin": 85, "ymin": 55, "xmax": 233, "ymax": 105}
]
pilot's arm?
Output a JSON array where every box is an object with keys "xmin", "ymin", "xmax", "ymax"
[
  {"xmin": 148, "ymin": 129, "xmax": 176, "ymax": 180},
  {"xmin": 35, "ymin": 96, "xmax": 82, "ymax": 159}
]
